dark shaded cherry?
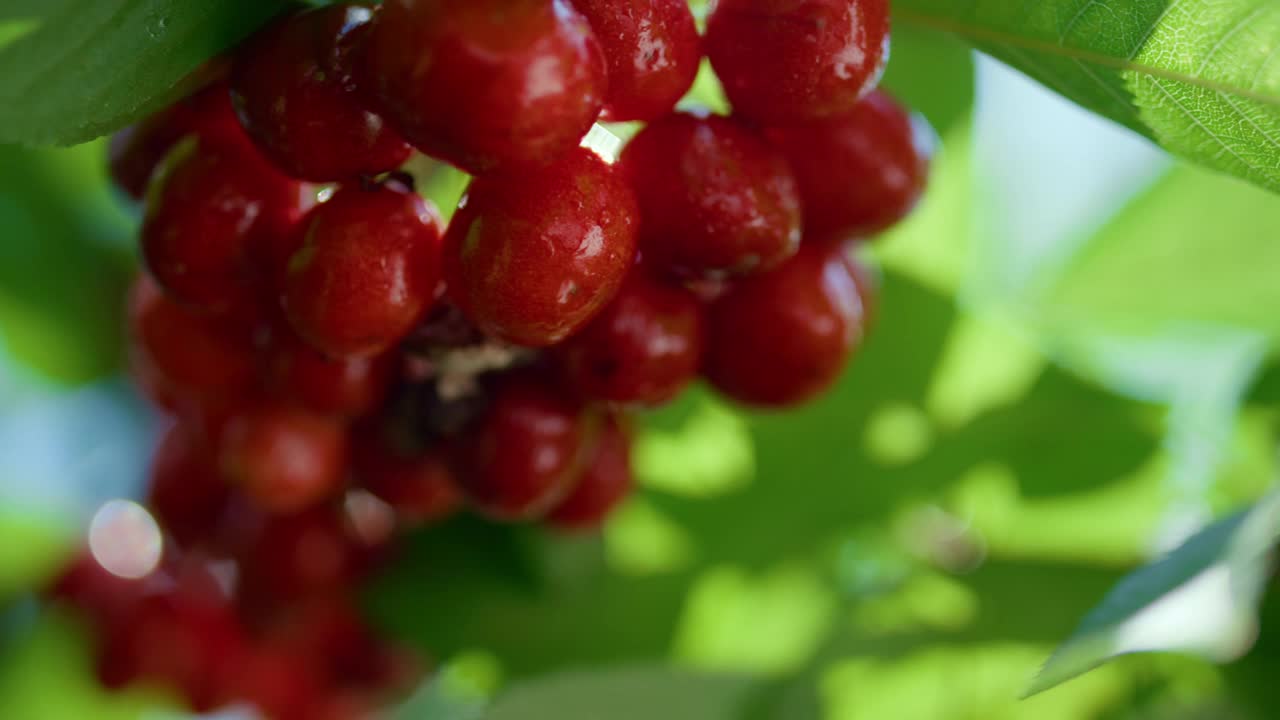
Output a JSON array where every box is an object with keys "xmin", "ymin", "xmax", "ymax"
[
  {"xmin": 147, "ymin": 422, "xmax": 232, "ymax": 549},
  {"xmin": 704, "ymin": 243, "xmax": 870, "ymax": 407},
  {"xmin": 444, "ymin": 147, "xmax": 638, "ymax": 347},
  {"xmin": 547, "ymin": 414, "xmax": 633, "ymax": 530},
  {"xmin": 705, "ymin": 0, "xmax": 890, "ymax": 123},
  {"xmin": 764, "ymin": 90, "xmax": 933, "ymax": 241},
  {"xmin": 47, "ymin": 552, "xmax": 162, "ymax": 631},
  {"xmin": 354, "ymin": 432, "xmax": 463, "ymax": 527},
  {"xmin": 267, "ymin": 327, "xmax": 397, "ymax": 417},
  {"xmin": 220, "ymin": 405, "xmax": 349, "ymax": 514},
  {"xmin": 558, "ymin": 269, "xmax": 704, "ymax": 406},
  {"xmin": 127, "ymin": 274, "xmax": 259, "ymax": 412},
  {"xmin": 96, "ymin": 580, "xmax": 245, "ymax": 712},
  {"xmin": 453, "ymin": 373, "xmax": 596, "ymax": 520},
  {"xmin": 230, "ymin": 4, "xmax": 413, "ymax": 182},
  {"xmin": 237, "ymin": 506, "xmax": 372, "ymax": 606},
  {"xmin": 283, "ymin": 181, "xmax": 444, "ymax": 359},
  {"xmin": 568, "ymin": 0, "xmax": 701, "ymax": 122},
  {"xmin": 359, "ymin": 0, "xmax": 606, "ymax": 173},
  {"xmin": 620, "ymin": 113, "xmax": 801, "ymax": 279},
  {"xmin": 141, "ymin": 136, "xmax": 314, "ymax": 314},
  {"xmin": 108, "ymin": 81, "xmax": 244, "ymax": 200}
]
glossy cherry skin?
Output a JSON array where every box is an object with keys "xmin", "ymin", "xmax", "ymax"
[
  {"xmin": 704, "ymin": 243, "xmax": 870, "ymax": 407},
  {"xmin": 620, "ymin": 113, "xmax": 801, "ymax": 279},
  {"xmin": 354, "ymin": 432, "xmax": 463, "ymax": 527},
  {"xmin": 219, "ymin": 405, "xmax": 349, "ymax": 514},
  {"xmin": 558, "ymin": 269, "xmax": 704, "ymax": 406},
  {"xmin": 266, "ymin": 327, "xmax": 397, "ymax": 417},
  {"xmin": 705, "ymin": 0, "xmax": 890, "ymax": 124},
  {"xmin": 568, "ymin": 0, "xmax": 701, "ymax": 122},
  {"xmin": 230, "ymin": 4, "xmax": 413, "ymax": 182},
  {"xmin": 547, "ymin": 414, "xmax": 633, "ymax": 530},
  {"xmin": 360, "ymin": 0, "xmax": 606, "ymax": 173},
  {"xmin": 282, "ymin": 182, "xmax": 444, "ymax": 359},
  {"xmin": 127, "ymin": 274, "xmax": 259, "ymax": 412},
  {"xmin": 148, "ymin": 422, "xmax": 233, "ymax": 549},
  {"xmin": 453, "ymin": 373, "xmax": 596, "ymax": 520},
  {"xmin": 141, "ymin": 136, "xmax": 314, "ymax": 314},
  {"xmin": 764, "ymin": 91, "xmax": 932, "ymax": 241},
  {"xmin": 444, "ymin": 147, "xmax": 638, "ymax": 347},
  {"xmin": 108, "ymin": 81, "xmax": 244, "ymax": 200}
]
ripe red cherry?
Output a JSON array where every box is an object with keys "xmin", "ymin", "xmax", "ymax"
[
  {"xmin": 568, "ymin": 0, "xmax": 701, "ymax": 122},
  {"xmin": 141, "ymin": 136, "xmax": 314, "ymax": 314},
  {"xmin": 557, "ymin": 269, "xmax": 704, "ymax": 406},
  {"xmin": 547, "ymin": 415, "xmax": 633, "ymax": 530},
  {"xmin": 453, "ymin": 373, "xmax": 596, "ymax": 520},
  {"xmin": 354, "ymin": 433, "xmax": 463, "ymax": 527},
  {"xmin": 704, "ymin": 243, "xmax": 870, "ymax": 407},
  {"xmin": 219, "ymin": 405, "xmax": 349, "ymax": 514},
  {"xmin": 237, "ymin": 507, "xmax": 372, "ymax": 606},
  {"xmin": 360, "ymin": 0, "xmax": 606, "ymax": 173},
  {"xmin": 267, "ymin": 328, "xmax": 397, "ymax": 417},
  {"xmin": 148, "ymin": 422, "xmax": 233, "ymax": 549},
  {"xmin": 216, "ymin": 646, "xmax": 327, "ymax": 720},
  {"xmin": 230, "ymin": 4, "xmax": 413, "ymax": 182},
  {"xmin": 96, "ymin": 585, "xmax": 245, "ymax": 712},
  {"xmin": 764, "ymin": 90, "xmax": 933, "ymax": 241},
  {"xmin": 444, "ymin": 147, "xmax": 638, "ymax": 347},
  {"xmin": 127, "ymin": 274, "xmax": 258, "ymax": 412},
  {"xmin": 282, "ymin": 181, "xmax": 444, "ymax": 359},
  {"xmin": 620, "ymin": 113, "xmax": 801, "ymax": 279},
  {"xmin": 705, "ymin": 0, "xmax": 890, "ymax": 123},
  {"xmin": 108, "ymin": 81, "xmax": 244, "ymax": 200}
]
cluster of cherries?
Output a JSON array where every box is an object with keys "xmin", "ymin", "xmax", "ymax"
[{"xmin": 48, "ymin": 0, "xmax": 931, "ymax": 717}]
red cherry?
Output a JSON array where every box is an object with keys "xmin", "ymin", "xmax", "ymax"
[
  {"xmin": 127, "ymin": 274, "xmax": 259, "ymax": 412},
  {"xmin": 359, "ymin": 0, "xmax": 606, "ymax": 173},
  {"xmin": 354, "ymin": 432, "xmax": 463, "ymax": 527},
  {"xmin": 96, "ymin": 582, "xmax": 245, "ymax": 712},
  {"xmin": 764, "ymin": 90, "xmax": 933, "ymax": 241},
  {"xmin": 230, "ymin": 4, "xmax": 413, "ymax": 182},
  {"xmin": 547, "ymin": 414, "xmax": 633, "ymax": 530},
  {"xmin": 283, "ymin": 181, "xmax": 444, "ymax": 359},
  {"xmin": 704, "ymin": 243, "xmax": 870, "ymax": 407},
  {"xmin": 444, "ymin": 147, "xmax": 638, "ymax": 347},
  {"xmin": 108, "ymin": 81, "xmax": 244, "ymax": 200},
  {"xmin": 220, "ymin": 405, "xmax": 349, "ymax": 514},
  {"xmin": 266, "ymin": 327, "xmax": 397, "ymax": 417},
  {"xmin": 557, "ymin": 269, "xmax": 704, "ymax": 407},
  {"xmin": 453, "ymin": 373, "xmax": 596, "ymax": 520},
  {"xmin": 237, "ymin": 506, "xmax": 372, "ymax": 607},
  {"xmin": 141, "ymin": 136, "xmax": 314, "ymax": 314},
  {"xmin": 705, "ymin": 0, "xmax": 890, "ymax": 123},
  {"xmin": 148, "ymin": 422, "xmax": 233, "ymax": 549},
  {"xmin": 620, "ymin": 113, "xmax": 801, "ymax": 279},
  {"xmin": 568, "ymin": 0, "xmax": 701, "ymax": 122},
  {"xmin": 216, "ymin": 646, "xmax": 327, "ymax": 720},
  {"xmin": 47, "ymin": 551, "xmax": 163, "ymax": 631}
]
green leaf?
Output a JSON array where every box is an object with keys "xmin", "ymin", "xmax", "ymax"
[
  {"xmin": 392, "ymin": 678, "xmax": 486, "ymax": 720},
  {"xmin": 880, "ymin": 19, "xmax": 975, "ymax": 137},
  {"xmin": 895, "ymin": 0, "xmax": 1280, "ymax": 194},
  {"xmin": 0, "ymin": 0, "xmax": 289, "ymax": 146},
  {"xmin": 1028, "ymin": 488, "xmax": 1280, "ymax": 695},
  {"xmin": 1042, "ymin": 163, "xmax": 1280, "ymax": 338},
  {"xmin": 481, "ymin": 668, "xmax": 754, "ymax": 720},
  {"xmin": 0, "ymin": 143, "xmax": 132, "ymax": 382}
]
